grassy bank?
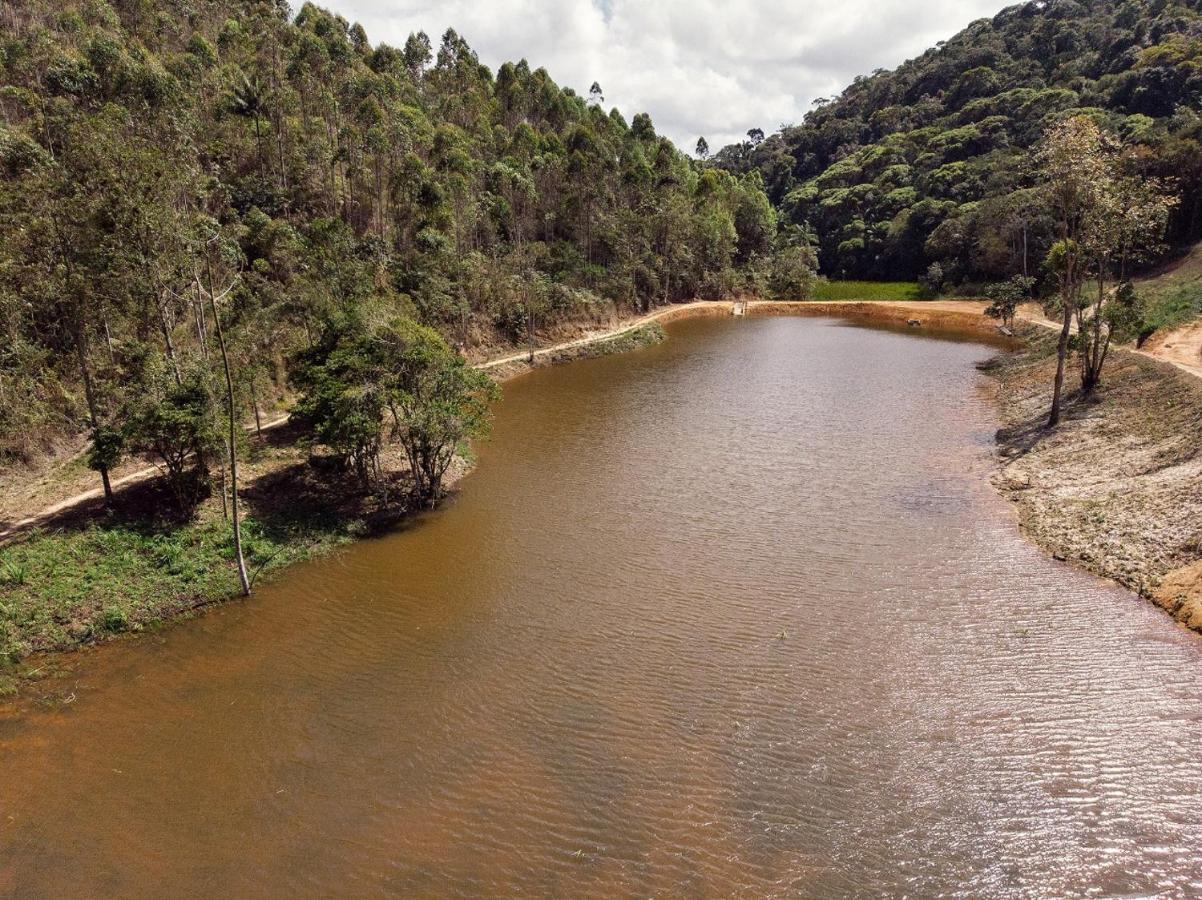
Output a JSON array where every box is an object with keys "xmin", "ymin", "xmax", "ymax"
[
  {"xmin": 0, "ymin": 321, "xmax": 670, "ymax": 693},
  {"xmin": 0, "ymin": 421, "xmax": 461, "ymax": 694},
  {"xmin": 1136, "ymin": 242, "xmax": 1202, "ymax": 333},
  {"xmin": 985, "ymin": 325, "xmax": 1202, "ymax": 631},
  {"xmin": 0, "ymin": 517, "xmax": 350, "ymax": 668}
]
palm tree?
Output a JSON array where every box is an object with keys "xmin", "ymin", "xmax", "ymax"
[{"xmin": 231, "ymin": 73, "xmax": 267, "ymax": 178}]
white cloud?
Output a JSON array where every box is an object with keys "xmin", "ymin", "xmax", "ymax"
[{"xmin": 319, "ymin": 0, "xmax": 1008, "ymax": 150}]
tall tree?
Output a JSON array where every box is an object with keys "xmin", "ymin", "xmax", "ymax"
[{"xmin": 1038, "ymin": 116, "xmax": 1109, "ymax": 427}]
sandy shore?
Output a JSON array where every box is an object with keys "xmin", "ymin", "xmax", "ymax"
[{"xmin": 987, "ymin": 325, "xmax": 1202, "ymax": 633}]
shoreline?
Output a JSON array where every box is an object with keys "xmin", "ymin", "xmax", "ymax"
[
  {"xmin": 4, "ymin": 297, "xmax": 1201, "ymax": 693},
  {"xmin": 985, "ymin": 324, "xmax": 1202, "ymax": 634}
]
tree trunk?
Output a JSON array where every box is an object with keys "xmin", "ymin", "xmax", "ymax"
[
  {"xmin": 1049, "ymin": 302, "xmax": 1072, "ymax": 427},
  {"xmin": 72, "ymin": 298, "xmax": 113, "ymax": 505},
  {"xmin": 206, "ymin": 259, "xmax": 251, "ymax": 597},
  {"xmin": 156, "ymin": 288, "xmax": 182, "ymax": 386},
  {"xmin": 254, "ymin": 115, "xmax": 265, "ymax": 180},
  {"xmin": 251, "ymin": 376, "xmax": 263, "ymax": 437}
]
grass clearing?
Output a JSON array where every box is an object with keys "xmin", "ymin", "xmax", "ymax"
[
  {"xmin": 0, "ymin": 421, "xmax": 431, "ymax": 678},
  {"xmin": 0, "ymin": 513, "xmax": 355, "ymax": 667},
  {"xmin": 810, "ymin": 280, "xmax": 925, "ymax": 301},
  {"xmin": 1137, "ymin": 243, "xmax": 1202, "ymax": 333}
]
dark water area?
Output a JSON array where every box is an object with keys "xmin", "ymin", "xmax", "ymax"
[{"xmin": 3, "ymin": 316, "xmax": 1202, "ymax": 897}]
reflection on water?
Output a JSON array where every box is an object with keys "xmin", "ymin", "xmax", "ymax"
[{"xmin": 3, "ymin": 316, "xmax": 1201, "ymax": 897}]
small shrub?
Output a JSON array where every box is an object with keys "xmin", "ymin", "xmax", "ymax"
[{"xmin": 101, "ymin": 606, "xmax": 129, "ymax": 632}]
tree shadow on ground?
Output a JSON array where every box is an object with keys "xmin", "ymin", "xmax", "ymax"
[
  {"xmin": 995, "ymin": 388, "xmax": 1100, "ymax": 460},
  {"xmin": 240, "ymin": 455, "xmax": 417, "ymax": 545},
  {"xmin": 6, "ymin": 469, "xmax": 208, "ymax": 539}
]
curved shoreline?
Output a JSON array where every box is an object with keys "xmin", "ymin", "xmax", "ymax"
[
  {"xmin": 508, "ymin": 301, "xmax": 1202, "ymax": 636},
  {"xmin": 3, "ymin": 299, "xmax": 1004, "ymax": 542},
  {"xmin": 3, "ymin": 298, "xmax": 1199, "ymax": 690}
]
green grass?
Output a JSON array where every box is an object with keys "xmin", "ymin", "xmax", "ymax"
[
  {"xmin": 1136, "ymin": 243, "xmax": 1202, "ymax": 333},
  {"xmin": 810, "ymin": 280, "xmax": 925, "ymax": 301},
  {"xmin": 0, "ymin": 514, "xmax": 354, "ymax": 668}
]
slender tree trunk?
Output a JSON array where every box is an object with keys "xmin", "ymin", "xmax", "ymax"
[
  {"xmin": 254, "ymin": 115, "xmax": 265, "ymax": 180},
  {"xmin": 61, "ymin": 244, "xmax": 114, "ymax": 505},
  {"xmin": 102, "ymin": 315, "xmax": 115, "ymax": 363},
  {"xmin": 194, "ymin": 277, "xmax": 210, "ymax": 359},
  {"xmin": 1049, "ymin": 301, "xmax": 1072, "ymax": 427},
  {"xmin": 74, "ymin": 315, "xmax": 114, "ymax": 505},
  {"xmin": 206, "ymin": 259, "xmax": 251, "ymax": 597},
  {"xmin": 251, "ymin": 375, "xmax": 263, "ymax": 437},
  {"xmin": 218, "ymin": 459, "xmax": 228, "ymax": 521},
  {"xmin": 156, "ymin": 288, "xmax": 182, "ymax": 385}
]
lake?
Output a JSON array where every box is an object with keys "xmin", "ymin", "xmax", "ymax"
[{"xmin": 3, "ymin": 315, "xmax": 1201, "ymax": 897}]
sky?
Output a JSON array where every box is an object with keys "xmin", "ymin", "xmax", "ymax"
[{"xmin": 321, "ymin": 0, "xmax": 1010, "ymax": 151}]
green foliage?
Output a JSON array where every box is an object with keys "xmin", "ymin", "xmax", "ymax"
[
  {"xmin": 766, "ymin": 245, "xmax": 819, "ymax": 300},
  {"xmin": 1135, "ymin": 243, "xmax": 1202, "ymax": 333},
  {"xmin": 86, "ymin": 425, "xmax": 123, "ymax": 475},
  {"xmin": 718, "ymin": 0, "xmax": 1202, "ymax": 285},
  {"xmin": 292, "ymin": 313, "xmax": 498, "ymax": 502},
  {"xmin": 0, "ymin": 0, "xmax": 785, "ymax": 472},
  {"xmin": 381, "ymin": 319, "xmax": 499, "ymax": 503},
  {"xmin": 1107, "ymin": 281, "xmax": 1149, "ymax": 343},
  {"xmin": 0, "ymin": 515, "xmax": 356, "ymax": 666},
  {"xmin": 984, "ymin": 276, "xmax": 1035, "ymax": 327},
  {"xmin": 123, "ymin": 373, "xmax": 223, "ymax": 508},
  {"xmin": 290, "ymin": 318, "xmax": 390, "ymax": 486}
]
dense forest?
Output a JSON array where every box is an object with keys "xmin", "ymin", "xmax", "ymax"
[
  {"xmin": 716, "ymin": 0, "xmax": 1202, "ymax": 285},
  {"xmin": 0, "ymin": 0, "xmax": 797, "ymax": 472}
]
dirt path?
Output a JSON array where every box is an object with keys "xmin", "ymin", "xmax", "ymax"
[
  {"xmin": 5, "ymin": 297, "xmax": 1201, "ymax": 544},
  {"xmin": 1141, "ymin": 320, "xmax": 1202, "ymax": 379},
  {"xmin": 933, "ymin": 300, "xmax": 1202, "ymax": 380},
  {"xmin": 476, "ymin": 299, "xmax": 729, "ymax": 371},
  {"xmin": 0, "ymin": 414, "xmax": 290, "ymax": 544}
]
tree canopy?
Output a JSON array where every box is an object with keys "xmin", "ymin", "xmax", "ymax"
[
  {"xmin": 0, "ymin": 0, "xmax": 788, "ymax": 468},
  {"xmin": 717, "ymin": 0, "xmax": 1202, "ymax": 284}
]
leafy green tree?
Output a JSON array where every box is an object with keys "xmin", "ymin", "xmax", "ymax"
[
  {"xmin": 1039, "ymin": 116, "xmax": 1110, "ymax": 426},
  {"xmin": 124, "ymin": 372, "xmax": 222, "ymax": 511},
  {"xmin": 380, "ymin": 319, "xmax": 498, "ymax": 504},
  {"xmin": 290, "ymin": 319, "xmax": 388, "ymax": 487},
  {"xmin": 984, "ymin": 276, "xmax": 1035, "ymax": 328}
]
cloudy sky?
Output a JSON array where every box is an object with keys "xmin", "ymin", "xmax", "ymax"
[{"xmin": 322, "ymin": 0, "xmax": 1009, "ymax": 150}]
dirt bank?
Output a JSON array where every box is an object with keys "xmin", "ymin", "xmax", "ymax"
[{"xmin": 985, "ymin": 325, "xmax": 1202, "ymax": 633}]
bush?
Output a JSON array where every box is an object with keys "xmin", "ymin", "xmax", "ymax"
[
  {"xmin": 767, "ymin": 246, "xmax": 818, "ymax": 299},
  {"xmin": 123, "ymin": 373, "xmax": 222, "ymax": 509}
]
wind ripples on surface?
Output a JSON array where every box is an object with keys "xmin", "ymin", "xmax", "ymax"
[{"xmin": 3, "ymin": 316, "xmax": 1202, "ymax": 897}]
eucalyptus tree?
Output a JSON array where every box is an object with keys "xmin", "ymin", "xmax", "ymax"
[{"xmin": 1038, "ymin": 116, "xmax": 1110, "ymax": 427}]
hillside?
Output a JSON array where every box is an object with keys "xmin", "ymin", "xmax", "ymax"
[
  {"xmin": 717, "ymin": 0, "xmax": 1202, "ymax": 284},
  {"xmin": 0, "ymin": 0, "xmax": 792, "ymax": 468},
  {"xmin": 1136, "ymin": 241, "xmax": 1202, "ymax": 331}
]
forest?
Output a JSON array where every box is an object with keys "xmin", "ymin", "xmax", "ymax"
[
  {"xmin": 0, "ymin": 0, "xmax": 799, "ymax": 480},
  {"xmin": 716, "ymin": 0, "xmax": 1202, "ymax": 286}
]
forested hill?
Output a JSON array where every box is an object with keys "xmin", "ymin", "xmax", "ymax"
[
  {"xmin": 716, "ymin": 0, "xmax": 1202, "ymax": 284},
  {"xmin": 0, "ymin": 0, "xmax": 793, "ymax": 465}
]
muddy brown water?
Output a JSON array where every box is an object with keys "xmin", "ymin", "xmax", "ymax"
[{"xmin": 4, "ymin": 316, "xmax": 1202, "ymax": 897}]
